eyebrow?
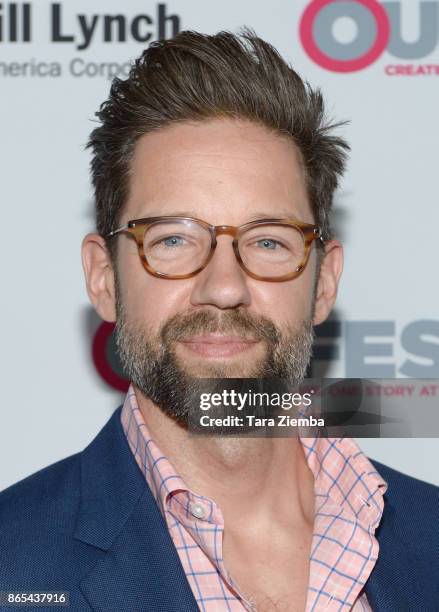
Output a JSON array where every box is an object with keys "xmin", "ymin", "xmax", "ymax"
[
  {"xmin": 245, "ymin": 211, "xmax": 299, "ymax": 221},
  {"xmin": 139, "ymin": 209, "xmax": 299, "ymax": 221}
]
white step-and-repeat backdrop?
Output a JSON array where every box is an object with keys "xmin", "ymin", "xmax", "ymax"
[{"xmin": 1, "ymin": 0, "xmax": 438, "ymax": 490}]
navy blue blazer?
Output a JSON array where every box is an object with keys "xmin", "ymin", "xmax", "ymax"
[{"xmin": 1, "ymin": 406, "xmax": 438, "ymax": 611}]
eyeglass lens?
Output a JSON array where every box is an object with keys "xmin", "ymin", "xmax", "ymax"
[{"xmin": 142, "ymin": 219, "xmax": 305, "ymax": 278}]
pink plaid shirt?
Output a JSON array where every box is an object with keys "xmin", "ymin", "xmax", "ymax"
[{"xmin": 121, "ymin": 385, "xmax": 388, "ymax": 611}]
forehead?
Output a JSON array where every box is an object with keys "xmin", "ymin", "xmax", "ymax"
[{"xmin": 125, "ymin": 117, "xmax": 311, "ymax": 223}]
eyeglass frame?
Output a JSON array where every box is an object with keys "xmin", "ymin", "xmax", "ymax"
[{"xmin": 106, "ymin": 215, "xmax": 324, "ymax": 282}]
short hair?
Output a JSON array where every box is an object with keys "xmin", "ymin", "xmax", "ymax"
[{"xmin": 87, "ymin": 28, "xmax": 349, "ymax": 262}]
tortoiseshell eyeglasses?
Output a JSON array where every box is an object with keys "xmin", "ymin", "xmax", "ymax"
[{"xmin": 106, "ymin": 215, "xmax": 324, "ymax": 282}]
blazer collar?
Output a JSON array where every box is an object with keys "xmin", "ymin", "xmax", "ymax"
[{"xmin": 74, "ymin": 406, "xmax": 199, "ymax": 612}]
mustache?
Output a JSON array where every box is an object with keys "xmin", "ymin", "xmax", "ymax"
[{"xmin": 160, "ymin": 308, "xmax": 282, "ymax": 345}]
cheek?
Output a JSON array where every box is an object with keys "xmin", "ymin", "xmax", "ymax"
[
  {"xmin": 122, "ymin": 264, "xmax": 193, "ymax": 328},
  {"xmin": 251, "ymin": 268, "xmax": 316, "ymax": 326},
  {"xmin": 118, "ymin": 242, "xmax": 203, "ymax": 326}
]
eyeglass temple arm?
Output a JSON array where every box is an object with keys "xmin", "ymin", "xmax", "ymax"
[
  {"xmin": 310, "ymin": 226, "xmax": 325, "ymax": 245},
  {"xmin": 106, "ymin": 224, "xmax": 131, "ymax": 238}
]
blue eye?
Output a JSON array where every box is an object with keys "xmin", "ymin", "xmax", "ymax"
[
  {"xmin": 256, "ymin": 239, "xmax": 281, "ymax": 250},
  {"xmin": 163, "ymin": 235, "xmax": 185, "ymax": 247}
]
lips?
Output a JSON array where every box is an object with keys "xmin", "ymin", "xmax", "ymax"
[{"xmin": 178, "ymin": 334, "xmax": 260, "ymax": 357}]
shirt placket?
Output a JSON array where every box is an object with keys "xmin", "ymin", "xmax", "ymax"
[{"xmin": 168, "ymin": 491, "xmax": 256, "ymax": 610}]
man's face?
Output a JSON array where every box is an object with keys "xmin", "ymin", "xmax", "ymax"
[{"xmin": 83, "ymin": 118, "xmax": 342, "ymax": 422}]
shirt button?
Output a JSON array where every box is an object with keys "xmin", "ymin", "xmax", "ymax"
[{"xmin": 191, "ymin": 503, "xmax": 206, "ymax": 520}]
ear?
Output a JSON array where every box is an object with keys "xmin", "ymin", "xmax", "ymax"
[
  {"xmin": 81, "ymin": 233, "xmax": 116, "ymax": 322},
  {"xmin": 313, "ymin": 239, "xmax": 343, "ymax": 326}
]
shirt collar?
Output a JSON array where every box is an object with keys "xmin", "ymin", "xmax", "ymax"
[{"xmin": 120, "ymin": 383, "xmax": 388, "ymax": 532}]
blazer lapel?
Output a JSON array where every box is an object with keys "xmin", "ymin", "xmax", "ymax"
[
  {"xmin": 74, "ymin": 407, "xmax": 199, "ymax": 612},
  {"xmin": 364, "ymin": 459, "xmax": 419, "ymax": 611}
]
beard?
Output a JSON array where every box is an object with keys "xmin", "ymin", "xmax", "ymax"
[{"xmin": 114, "ymin": 281, "xmax": 315, "ymax": 427}]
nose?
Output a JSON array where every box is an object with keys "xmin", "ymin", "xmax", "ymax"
[{"xmin": 189, "ymin": 236, "xmax": 252, "ymax": 310}]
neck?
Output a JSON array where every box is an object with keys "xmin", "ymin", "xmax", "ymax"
[{"xmin": 133, "ymin": 385, "xmax": 315, "ymax": 533}]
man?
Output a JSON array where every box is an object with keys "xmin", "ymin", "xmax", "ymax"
[{"xmin": 0, "ymin": 29, "xmax": 438, "ymax": 612}]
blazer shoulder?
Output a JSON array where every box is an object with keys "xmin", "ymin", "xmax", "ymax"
[
  {"xmin": 0, "ymin": 410, "xmax": 125, "ymax": 593},
  {"xmin": 0, "ymin": 451, "xmax": 81, "ymax": 523},
  {"xmin": 370, "ymin": 457, "xmax": 439, "ymax": 555},
  {"xmin": 0, "ymin": 406, "xmax": 124, "ymax": 526},
  {"xmin": 370, "ymin": 457, "xmax": 439, "ymax": 500}
]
